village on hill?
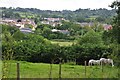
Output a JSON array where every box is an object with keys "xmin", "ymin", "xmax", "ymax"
[{"xmin": 0, "ymin": 17, "xmax": 112, "ymax": 34}]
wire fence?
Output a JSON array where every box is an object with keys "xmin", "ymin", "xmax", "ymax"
[{"xmin": 1, "ymin": 61, "xmax": 119, "ymax": 80}]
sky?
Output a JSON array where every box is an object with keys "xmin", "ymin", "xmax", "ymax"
[{"xmin": 0, "ymin": 0, "xmax": 115, "ymax": 11}]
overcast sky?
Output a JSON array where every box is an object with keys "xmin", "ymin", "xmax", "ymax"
[{"xmin": 0, "ymin": 0, "xmax": 115, "ymax": 11}]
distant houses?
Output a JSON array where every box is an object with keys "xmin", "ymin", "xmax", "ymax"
[
  {"xmin": 76, "ymin": 22, "xmax": 112, "ymax": 31},
  {"xmin": 43, "ymin": 18, "xmax": 65, "ymax": 22},
  {"xmin": 20, "ymin": 28, "xmax": 34, "ymax": 33},
  {"xmin": 0, "ymin": 18, "xmax": 113, "ymax": 34},
  {"xmin": 51, "ymin": 29, "xmax": 70, "ymax": 35},
  {"xmin": 75, "ymin": 22, "xmax": 94, "ymax": 27},
  {"xmin": 103, "ymin": 24, "xmax": 112, "ymax": 31},
  {"xmin": 0, "ymin": 18, "xmax": 37, "ymax": 33},
  {"xmin": 41, "ymin": 18, "xmax": 69, "ymax": 27}
]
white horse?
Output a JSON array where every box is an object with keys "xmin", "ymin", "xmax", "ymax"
[
  {"xmin": 95, "ymin": 60, "xmax": 101, "ymax": 65},
  {"xmin": 88, "ymin": 59, "xmax": 101, "ymax": 66},
  {"xmin": 100, "ymin": 58, "xmax": 114, "ymax": 67}
]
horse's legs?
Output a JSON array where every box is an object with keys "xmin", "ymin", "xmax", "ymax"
[
  {"xmin": 111, "ymin": 60, "xmax": 114, "ymax": 67},
  {"xmin": 100, "ymin": 61, "xmax": 102, "ymax": 66},
  {"xmin": 100, "ymin": 61, "xmax": 103, "ymax": 69},
  {"xmin": 98, "ymin": 62, "xmax": 100, "ymax": 66},
  {"xmin": 90, "ymin": 62, "xmax": 91, "ymax": 66},
  {"xmin": 90, "ymin": 62, "xmax": 92, "ymax": 67}
]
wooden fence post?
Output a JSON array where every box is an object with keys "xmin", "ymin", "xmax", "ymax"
[
  {"xmin": 101, "ymin": 61, "xmax": 104, "ymax": 78},
  {"xmin": 85, "ymin": 61, "xmax": 86, "ymax": 78},
  {"xmin": 17, "ymin": 62, "xmax": 20, "ymax": 80},
  {"xmin": 49, "ymin": 61, "xmax": 53, "ymax": 80},
  {"xmin": 59, "ymin": 58, "xmax": 62, "ymax": 80},
  {"xmin": 101, "ymin": 61, "xmax": 103, "ymax": 72}
]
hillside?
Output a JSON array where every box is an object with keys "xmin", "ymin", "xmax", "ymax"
[{"xmin": 1, "ymin": 7, "xmax": 116, "ymax": 23}]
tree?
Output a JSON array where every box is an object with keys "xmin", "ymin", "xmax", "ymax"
[
  {"xmin": 2, "ymin": 31, "xmax": 15, "ymax": 60},
  {"xmin": 110, "ymin": 1, "xmax": 120, "ymax": 44},
  {"xmin": 95, "ymin": 16, "xmax": 105, "ymax": 22},
  {"xmin": 76, "ymin": 30, "xmax": 105, "ymax": 64},
  {"xmin": 14, "ymin": 13, "xmax": 20, "ymax": 18},
  {"xmin": 109, "ymin": 1, "xmax": 120, "ymax": 68},
  {"xmin": 42, "ymin": 27, "xmax": 52, "ymax": 39},
  {"xmin": 77, "ymin": 30, "xmax": 104, "ymax": 48},
  {"xmin": 13, "ymin": 31, "xmax": 25, "ymax": 41}
]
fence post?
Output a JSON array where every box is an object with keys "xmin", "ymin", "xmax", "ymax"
[
  {"xmin": 2, "ymin": 62, "xmax": 8, "ymax": 78},
  {"xmin": 49, "ymin": 60, "xmax": 53, "ymax": 80},
  {"xmin": 101, "ymin": 61, "xmax": 104, "ymax": 78},
  {"xmin": 17, "ymin": 62, "xmax": 20, "ymax": 80},
  {"xmin": 85, "ymin": 61, "xmax": 86, "ymax": 78},
  {"xmin": 59, "ymin": 58, "xmax": 62, "ymax": 80},
  {"xmin": 101, "ymin": 61, "xmax": 103, "ymax": 72}
]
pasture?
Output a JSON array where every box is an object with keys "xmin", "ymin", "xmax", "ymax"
[
  {"xmin": 50, "ymin": 40, "xmax": 74, "ymax": 46},
  {"xmin": 3, "ymin": 60, "xmax": 119, "ymax": 78}
]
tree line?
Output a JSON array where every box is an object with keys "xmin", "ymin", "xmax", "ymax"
[
  {"xmin": 1, "ymin": 24, "xmax": 113, "ymax": 65},
  {"xmin": 1, "ymin": 7, "xmax": 116, "ymax": 23}
]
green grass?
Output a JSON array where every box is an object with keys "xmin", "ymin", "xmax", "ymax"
[
  {"xmin": 2, "ymin": 61, "xmax": 119, "ymax": 78},
  {"xmin": 15, "ymin": 12, "xmax": 37, "ymax": 18},
  {"xmin": 51, "ymin": 41, "xmax": 73, "ymax": 46},
  {"xmin": 0, "ymin": 60, "xmax": 2, "ymax": 78},
  {"xmin": 50, "ymin": 40, "xmax": 75, "ymax": 46},
  {"xmin": 87, "ymin": 16, "xmax": 99, "ymax": 20}
]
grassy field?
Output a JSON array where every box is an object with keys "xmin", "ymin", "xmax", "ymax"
[
  {"xmin": 2, "ymin": 61, "xmax": 119, "ymax": 78},
  {"xmin": 88, "ymin": 16, "xmax": 99, "ymax": 20},
  {"xmin": 51, "ymin": 41, "xmax": 73, "ymax": 46},
  {"xmin": 50, "ymin": 40, "xmax": 75, "ymax": 46}
]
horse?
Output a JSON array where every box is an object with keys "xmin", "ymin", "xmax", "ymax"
[
  {"xmin": 100, "ymin": 58, "xmax": 114, "ymax": 67},
  {"xmin": 88, "ymin": 59, "xmax": 101, "ymax": 66},
  {"xmin": 95, "ymin": 60, "xmax": 101, "ymax": 65}
]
